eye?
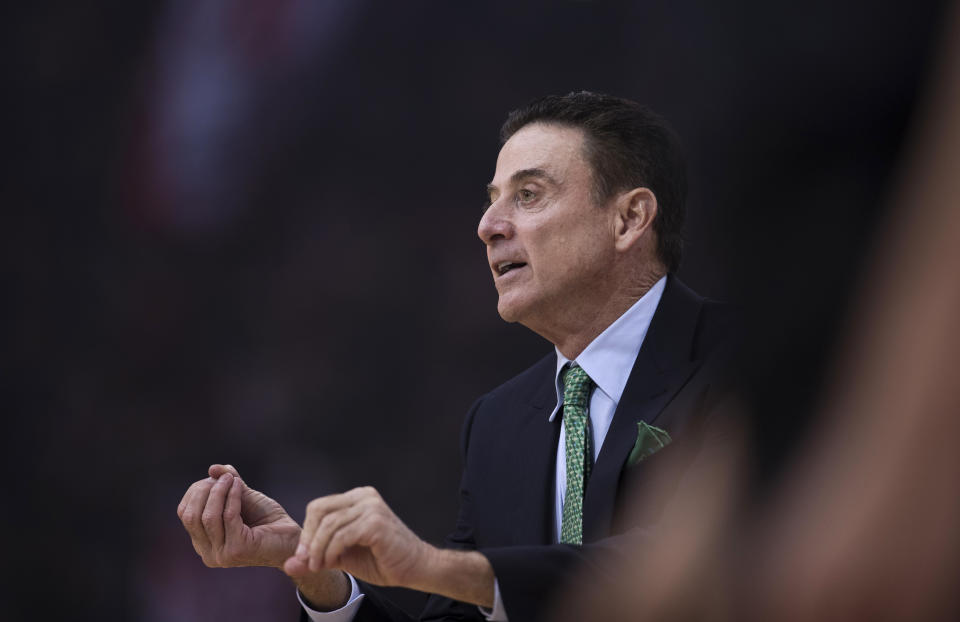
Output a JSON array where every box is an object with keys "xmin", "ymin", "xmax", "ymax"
[{"xmin": 516, "ymin": 189, "xmax": 536, "ymax": 204}]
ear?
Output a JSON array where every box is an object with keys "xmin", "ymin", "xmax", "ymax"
[{"xmin": 613, "ymin": 187, "xmax": 657, "ymax": 252}]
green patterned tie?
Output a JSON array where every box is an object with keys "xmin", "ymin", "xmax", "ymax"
[{"xmin": 560, "ymin": 364, "xmax": 594, "ymax": 545}]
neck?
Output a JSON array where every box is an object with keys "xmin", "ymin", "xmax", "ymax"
[{"xmin": 546, "ymin": 270, "xmax": 665, "ymax": 360}]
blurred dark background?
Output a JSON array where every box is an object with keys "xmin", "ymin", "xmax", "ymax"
[{"xmin": 4, "ymin": 1, "xmax": 949, "ymax": 619}]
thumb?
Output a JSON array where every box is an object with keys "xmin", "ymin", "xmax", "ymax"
[
  {"xmin": 209, "ymin": 463, "xmax": 242, "ymax": 479},
  {"xmin": 283, "ymin": 555, "xmax": 310, "ymax": 579}
]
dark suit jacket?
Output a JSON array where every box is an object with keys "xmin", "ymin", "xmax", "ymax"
[{"xmin": 338, "ymin": 276, "xmax": 733, "ymax": 622}]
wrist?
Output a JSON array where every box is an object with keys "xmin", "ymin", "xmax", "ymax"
[
  {"xmin": 408, "ymin": 547, "xmax": 495, "ymax": 608},
  {"xmin": 268, "ymin": 528, "xmax": 303, "ymax": 570},
  {"xmin": 406, "ymin": 542, "xmax": 442, "ymax": 592},
  {"xmin": 296, "ymin": 570, "xmax": 352, "ymax": 611}
]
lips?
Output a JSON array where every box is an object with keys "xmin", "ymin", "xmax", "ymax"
[{"xmin": 495, "ymin": 261, "xmax": 528, "ymax": 276}]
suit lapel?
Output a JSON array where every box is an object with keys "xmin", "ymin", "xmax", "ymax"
[
  {"xmin": 507, "ymin": 361, "xmax": 562, "ymax": 545},
  {"xmin": 581, "ymin": 277, "xmax": 704, "ymax": 541}
]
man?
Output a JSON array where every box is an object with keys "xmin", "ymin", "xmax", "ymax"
[{"xmin": 178, "ymin": 92, "xmax": 731, "ymax": 621}]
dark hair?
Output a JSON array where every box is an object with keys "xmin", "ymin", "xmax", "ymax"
[{"xmin": 500, "ymin": 92, "xmax": 687, "ymax": 273}]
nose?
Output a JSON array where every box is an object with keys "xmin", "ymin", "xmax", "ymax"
[{"xmin": 478, "ymin": 199, "xmax": 512, "ymax": 245}]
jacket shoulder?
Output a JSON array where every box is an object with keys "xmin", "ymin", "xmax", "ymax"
[
  {"xmin": 459, "ymin": 352, "xmax": 555, "ymax": 456},
  {"xmin": 481, "ymin": 352, "xmax": 555, "ymax": 404}
]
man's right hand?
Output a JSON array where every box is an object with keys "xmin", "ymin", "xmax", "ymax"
[
  {"xmin": 177, "ymin": 464, "xmax": 301, "ymax": 569},
  {"xmin": 178, "ymin": 465, "xmax": 353, "ymax": 611}
]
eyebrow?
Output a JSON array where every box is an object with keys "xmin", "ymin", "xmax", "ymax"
[{"xmin": 485, "ymin": 167, "xmax": 560, "ymax": 200}]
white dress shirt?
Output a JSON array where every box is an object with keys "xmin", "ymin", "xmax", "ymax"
[{"xmin": 301, "ymin": 277, "xmax": 668, "ymax": 622}]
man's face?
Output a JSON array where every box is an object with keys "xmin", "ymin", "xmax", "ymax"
[{"xmin": 479, "ymin": 123, "xmax": 618, "ymax": 334}]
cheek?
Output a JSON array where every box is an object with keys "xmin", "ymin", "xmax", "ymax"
[
  {"xmin": 525, "ymin": 211, "xmax": 611, "ymax": 275},
  {"xmin": 555, "ymin": 226, "xmax": 610, "ymax": 263}
]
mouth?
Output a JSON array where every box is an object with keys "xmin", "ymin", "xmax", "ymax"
[{"xmin": 495, "ymin": 261, "xmax": 528, "ymax": 276}]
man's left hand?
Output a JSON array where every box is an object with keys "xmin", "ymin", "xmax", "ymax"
[
  {"xmin": 283, "ymin": 486, "xmax": 433, "ymax": 588},
  {"xmin": 284, "ymin": 486, "xmax": 496, "ymax": 608}
]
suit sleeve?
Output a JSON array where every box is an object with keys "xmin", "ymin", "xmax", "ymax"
[
  {"xmin": 418, "ymin": 397, "xmax": 488, "ymax": 621},
  {"xmin": 342, "ymin": 398, "xmax": 488, "ymax": 622}
]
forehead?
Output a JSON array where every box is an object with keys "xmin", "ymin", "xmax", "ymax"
[{"xmin": 492, "ymin": 123, "xmax": 590, "ymax": 185}]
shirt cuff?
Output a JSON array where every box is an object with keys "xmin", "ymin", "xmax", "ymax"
[
  {"xmin": 477, "ymin": 578, "xmax": 508, "ymax": 621},
  {"xmin": 298, "ymin": 573, "xmax": 364, "ymax": 622}
]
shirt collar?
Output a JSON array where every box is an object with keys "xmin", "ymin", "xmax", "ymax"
[{"xmin": 548, "ymin": 276, "xmax": 667, "ymax": 421}]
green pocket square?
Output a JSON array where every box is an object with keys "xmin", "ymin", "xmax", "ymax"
[{"xmin": 626, "ymin": 421, "xmax": 672, "ymax": 467}]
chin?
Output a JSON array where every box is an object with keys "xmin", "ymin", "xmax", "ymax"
[
  {"xmin": 496, "ymin": 304, "xmax": 520, "ymax": 323},
  {"xmin": 498, "ymin": 292, "xmax": 545, "ymax": 326},
  {"xmin": 496, "ymin": 297, "xmax": 525, "ymax": 323}
]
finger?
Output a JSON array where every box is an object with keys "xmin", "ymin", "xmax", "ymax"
[
  {"xmin": 223, "ymin": 475, "xmax": 244, "ymax": 542},
  {"xmin": 182, "ymin": 479, "xmax": 217, "ymax": 551},
  {"xmin": 177, "ymin": 484, "xmax": 194, "ymax": 520},
  {"xmin": 307, "ymin": 502, "xmax": 368, "ymax": 572},
  {"xmin": 209, "ymin": 463, "xmax": 241, "ymax": 479},
  {"xmin": 299, "ymin": 487, "xmax": 377, "ymax": 560},
  {"xmin": 202, "ymin": 473, "xmax": 233, "ymax": 551},
  {"xmin": 178, "ymin": 475, "xmax": 215, "ymax": 519},
  {"xmin": 283, "ymin": 554, "xmax": 310, "ymax": 579},
  {"xmin": 211, "ymin": 464, "xmax": 249, "ymax": 499},
  {"xmin": 324, "ymin": 512, "xmax": 382, "ymax": 569}
]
